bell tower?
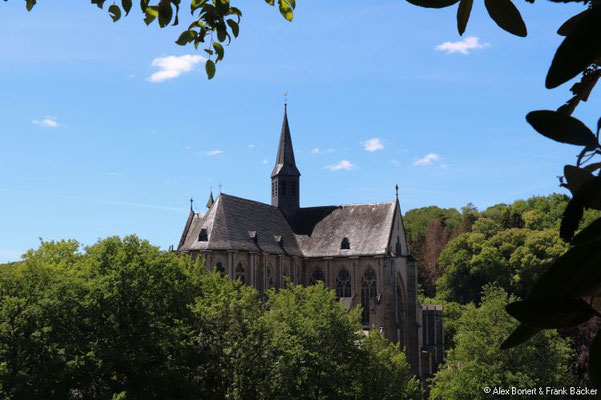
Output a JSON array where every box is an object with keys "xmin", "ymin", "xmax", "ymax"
[{"xmin": 271, "ymin": 103, "xmax": 300, "ymax": 217}]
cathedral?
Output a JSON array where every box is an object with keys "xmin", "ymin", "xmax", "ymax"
[{"xmin": 176, "ymin": 105, "xmax": 443, "ymax": 379}]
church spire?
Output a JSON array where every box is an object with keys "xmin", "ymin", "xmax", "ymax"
[
  {"xmin": 271, "ymin": 102, "xmax": 300, "ymax": 216},
  {"xmin": 271, "ymin": 103, "xmax": 300, "ymax": 178},
  {"xmin": 206, "ymin": 191, "xmax": 215, "ymax": 209}
]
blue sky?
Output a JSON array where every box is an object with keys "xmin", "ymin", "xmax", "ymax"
[{"xmin": 1, "ymin": 0, "xmax": 599, "ymax": 262}]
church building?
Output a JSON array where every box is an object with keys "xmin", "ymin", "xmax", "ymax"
[{"xmin": 176, "ymin": 105, "xmax": 443, "ymax": 378}]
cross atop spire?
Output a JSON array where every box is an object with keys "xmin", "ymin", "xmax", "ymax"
[{"xmin": 271, "ymin": 103, "xmax": 300, "ymax": 178}]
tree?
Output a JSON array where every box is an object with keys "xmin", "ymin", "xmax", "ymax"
[
  {"xmin": 0, "ymin": 237, "xmax": 421, "ymax": 399},
  {"xmin": 430, "ymin": 286, "xmax": 574, "ymax": 400},
  {"xmin": 262, "ymin": 283, "xmax": 363, "ymax": 400},
  {"xmin": 436, "ymin": 228, "xmax": 569, "ymax": 304},
  {"xmin": 359, "ymin": 331, "xmax": 421, "ymax": 400}
]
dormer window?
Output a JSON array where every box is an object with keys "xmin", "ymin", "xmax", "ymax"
[
  {"xmin": 341, "ymin": 237, "xmax": 350, "ymax": 250},
  {"xmin": 198, "ymin": 229, "xmax": 208, "ymax": 242}
]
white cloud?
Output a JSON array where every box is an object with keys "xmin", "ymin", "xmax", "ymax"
[
  {"xmin": 108, "ymin": 172, "xmax": 120, "ymax": 176},
  {"xmin": 248, "ymin": 144, "xmax": 255, "ymax": 149},
  {"xmin": 148, "ymin": 55, "xmax": 206, "ymax": 82},
  {"xmin": 32, "ymin": 117, "xmax": 59, "ymax": 128},
  {"xmin": 435, "ymin": 36, "xmax": 490, "ymax": 55},
  {"xmin": 262, "ymin": 159, "xmax": 268, "ymax": 164},
  {"xmin": 206, "ymin": 150, "xmax": 223, "ymax": 156},
  {"xmin": 362, "ymin": 138, "xmax": 384, "ymax": 152},
  {"xmin": 311, "ymin": 148, "xmax": 320, "ymax": 154},
  {"xmin": 413, "ymin": 153, "xmax": 441, "ymax": 166},
  {"xmin": 324, "ymin": 160, "xmax": 355, "ymax": 171}
]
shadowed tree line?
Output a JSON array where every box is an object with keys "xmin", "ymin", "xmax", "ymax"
[{"xmin": 0, "ymin": 236, "xmax": 420, "ymax": 400}]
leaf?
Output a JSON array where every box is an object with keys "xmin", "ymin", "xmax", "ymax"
[
  {"xmin": 121, "ymin": 0, "xmax": 132, "ymax": 15},
  {"xmin": 144, "ymin": 6, "xmax": 158, "ymax": 25},
  {"xmin": 25, "ymin": 0, "xmax": 36, "ymax": 11},
  {"xmin": 526, "ymin": 110, "xmax": 597, "ymax": 146},
  {"xmin": 557, "ymin": 9, "xmax": 589, "ymax": 36},
  {"xmin": 226, "ymin": 19, "xmax": 239, "ymax": 37},
  {"xmin": 92, "ymin": 0, "xmax": 105, "ymax": 9},
  {"xmin": 572, "ymin": 218, "xmax": 601, "ymax": 246},
  {"xmin": 176, "ymin": 30, "xmax": 197, "ymax": 46},
  {"xmin": 546, "ymin": 8, "xmax": 601, "ymax": 89},
  {"xmin": 506, "ymin": 298, "xmax": 596, "ymax": 329},
  {"xmin": 158, "ymin": 0, "xmax": 173, "ymax": 28},
  {"xmin": 213, "ymin": 42, "xmax": 224, "ymax": 62},
  {"xmin": 264, "ymin": 0, "xmax": 275, "ymax": 5},
  {"xmin": 500, "ymin": 323, "xmax": 540, "ymax": 349},
  {"xmin": 278, "ymin": 0, "xmax": 294, "ymax": 21},
  {"xmin": 205, "ymin": 59, "xmax": 216, "ymax": 79},
  {"xmin": 584, "ymin": 162, "xmax": 601, "ymax": 174},
  {"xmin": 456, "ymin": 0, "xmax": 473, "ymax": 35},
  {"xmin": 560, "ymin": 196, "xmax": 584, "ymax": 241},
  {"xmin": 528, "ymin": 240, "xmax": 601, "ymax": 299},
  {"xmin": 564, "ymin": 165, "xmax": 595, "ymax": 195},
  {"xmin": 483, "ymin": 0, "xmax": 527, "ymax": 37},
  {"xmin": 108, "ymin": 5, "xmax": 122, "ymax": 22},
  {"xmin": 590, "ymin": 330, "xmax": 601, "ymax": 389},
  {"xmin": 405, "ymin": 0, "xmax": 460, "ymax": 8}
]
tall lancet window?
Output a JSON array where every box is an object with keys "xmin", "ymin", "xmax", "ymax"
[
  {"xmin": 235, "ymin": 263, "xmax": 246, "ymax": 284},
  {"xmin": 215, "ymin": 262, "xmax": 225, "ymax": 277},
  {"xmin": 266, "ymin": 266, "xmax": 275, "ymax": 289},
  {"xmin": 281, "ymin": 181, "xmax": 287, "ymax": 195},
  {"xmin": 336, "ymin": 269, "xmax": 352, "ymax": 298},
  {"xmin": 309, "ymin": 267, "xmax": 324, "ymax": 285},
  {"xmin": 361, "ymin": 268, "xmax": 378, "ymax": 325}
]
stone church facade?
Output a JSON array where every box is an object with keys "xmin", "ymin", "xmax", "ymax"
[{"xmin": 176, "ymin": 106, "xmax": 443, "ymax": 378}]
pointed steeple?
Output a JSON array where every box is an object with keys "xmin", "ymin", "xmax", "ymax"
[
  {"xmin": 271, "ymin": 104, "xmax": 300, "ymax": 178},
  {"xmin": 206, "ymin": 191, "xmax": 215, "ymax": 209},
  {"xmin": 271, "ymin": 103, "xmax": 301, "ymax": 216}
]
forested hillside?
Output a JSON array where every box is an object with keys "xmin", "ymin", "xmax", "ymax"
[{"xmin": 405, "ymin": 193, "xmax": 601, "ymax": 391}]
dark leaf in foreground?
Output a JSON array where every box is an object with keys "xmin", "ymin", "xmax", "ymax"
[
  {"xmin": 484, "ymin": 0, "xmax": 527, "ymax": 37},
  {"xmin": 590, "ymin": 330, "xmax": 601, "ymax": 389},
  {"xmin": 526, "ymin": 110, "xmax": 597, "ymax": 146},
  {"xmin": 405, "ymin": 0, "xmax": 460, "ymax": 9},
  {"xmin": 557, "ymin": 9, "xmax": 589, "ymax": 36},
  {"xmin": 506, "ymin": 298, "xmax": 597, "ymax": 328},
  {"xmin": 500, "ymin": 323, "xmax": 540, "ymax": 349},
  {"xmin": 546, "ymin": 8, "xmax": 601, "ymax": 89},
  {"xmin": 560, "ymin": 197, "xmax": 584, "ymax": 241},
  {"xmin": 573, "ymin": 218, "xmax": 601, "ymax": 246},
  {"xmin": 456, "ymin": 0, "xmax": 473, "ymax": 35}
]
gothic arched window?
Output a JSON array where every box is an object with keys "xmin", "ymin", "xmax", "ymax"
[
  {"xmin": 341, "ymin": 237, "xmax": 350, "ymax": 250},
  {"xmin": 309, "ymin": 267, "xmax": 324, "ymax": 285},
  {"xmin": 215, "ymin": 262, "xmax": 225, "ymax": 277},
  {"xmin": 335, "ymin": 269, "xmax": 352, "ymax": 298},
  {"xmin": 281, "ymin": 181, "xmax": 287, "ymax": 195},
  {"xmin": 281, "ymin": 264, "xmax": 290, "ymax": 288},
  {"xmin": 235, "ymin": 263, "xmax": 246, "ymax": 284},
  {"xmin": 396, "ymin": 283, "xmax": 406, "ymax": 348},
  {"xmin": 361, "ymin": 268, "xmax": 378, "ymax": 325},
  {"xmin": 266, "ymin": 265, "xmax": 275, "ymax": 289}
]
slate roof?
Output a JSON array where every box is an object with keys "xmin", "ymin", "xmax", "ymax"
[
  {"xmin": 177, "ymin": 193, "xmax": 397, "ymax": 258},
  {"xmin": 179, "ymin": 194, "xmax": 303, "ymax": 256}
]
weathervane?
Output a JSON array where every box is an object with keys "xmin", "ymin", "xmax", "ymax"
[
  {"xmin": 218, "ymin": 183, "xmax": 223, "ymax": 193},
  {"xmin": 283, "ymin": 91, "xmax": 288, "ymax": 108}
]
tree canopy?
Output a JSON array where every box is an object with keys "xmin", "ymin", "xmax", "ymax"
[{"xmin": 0, "ymin": 236, "xmax": 420, "ymax": 400}]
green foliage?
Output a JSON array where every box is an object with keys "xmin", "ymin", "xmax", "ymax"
[
  {"xmin": 430, "ymin": 286, "xmax": 574, "ymax": 400},
  {"xmin": 0, "ymin": 237, "xmax": 419, "ymax": 400},
  {"xmin": 437, "ymin": 228, "xmax": 569, "ymax": 304},
  {"xmin": 11, "ymin": 0, "xmax": 296, "ymax": 80},
  {"xmin": 359, "ymin": 330, "xmax": 422, "ymax": 400}
]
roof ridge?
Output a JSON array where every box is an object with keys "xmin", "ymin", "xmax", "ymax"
[{"xmin": 300, "ymin": 201, "xmax": 395, "ymax": 209}]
